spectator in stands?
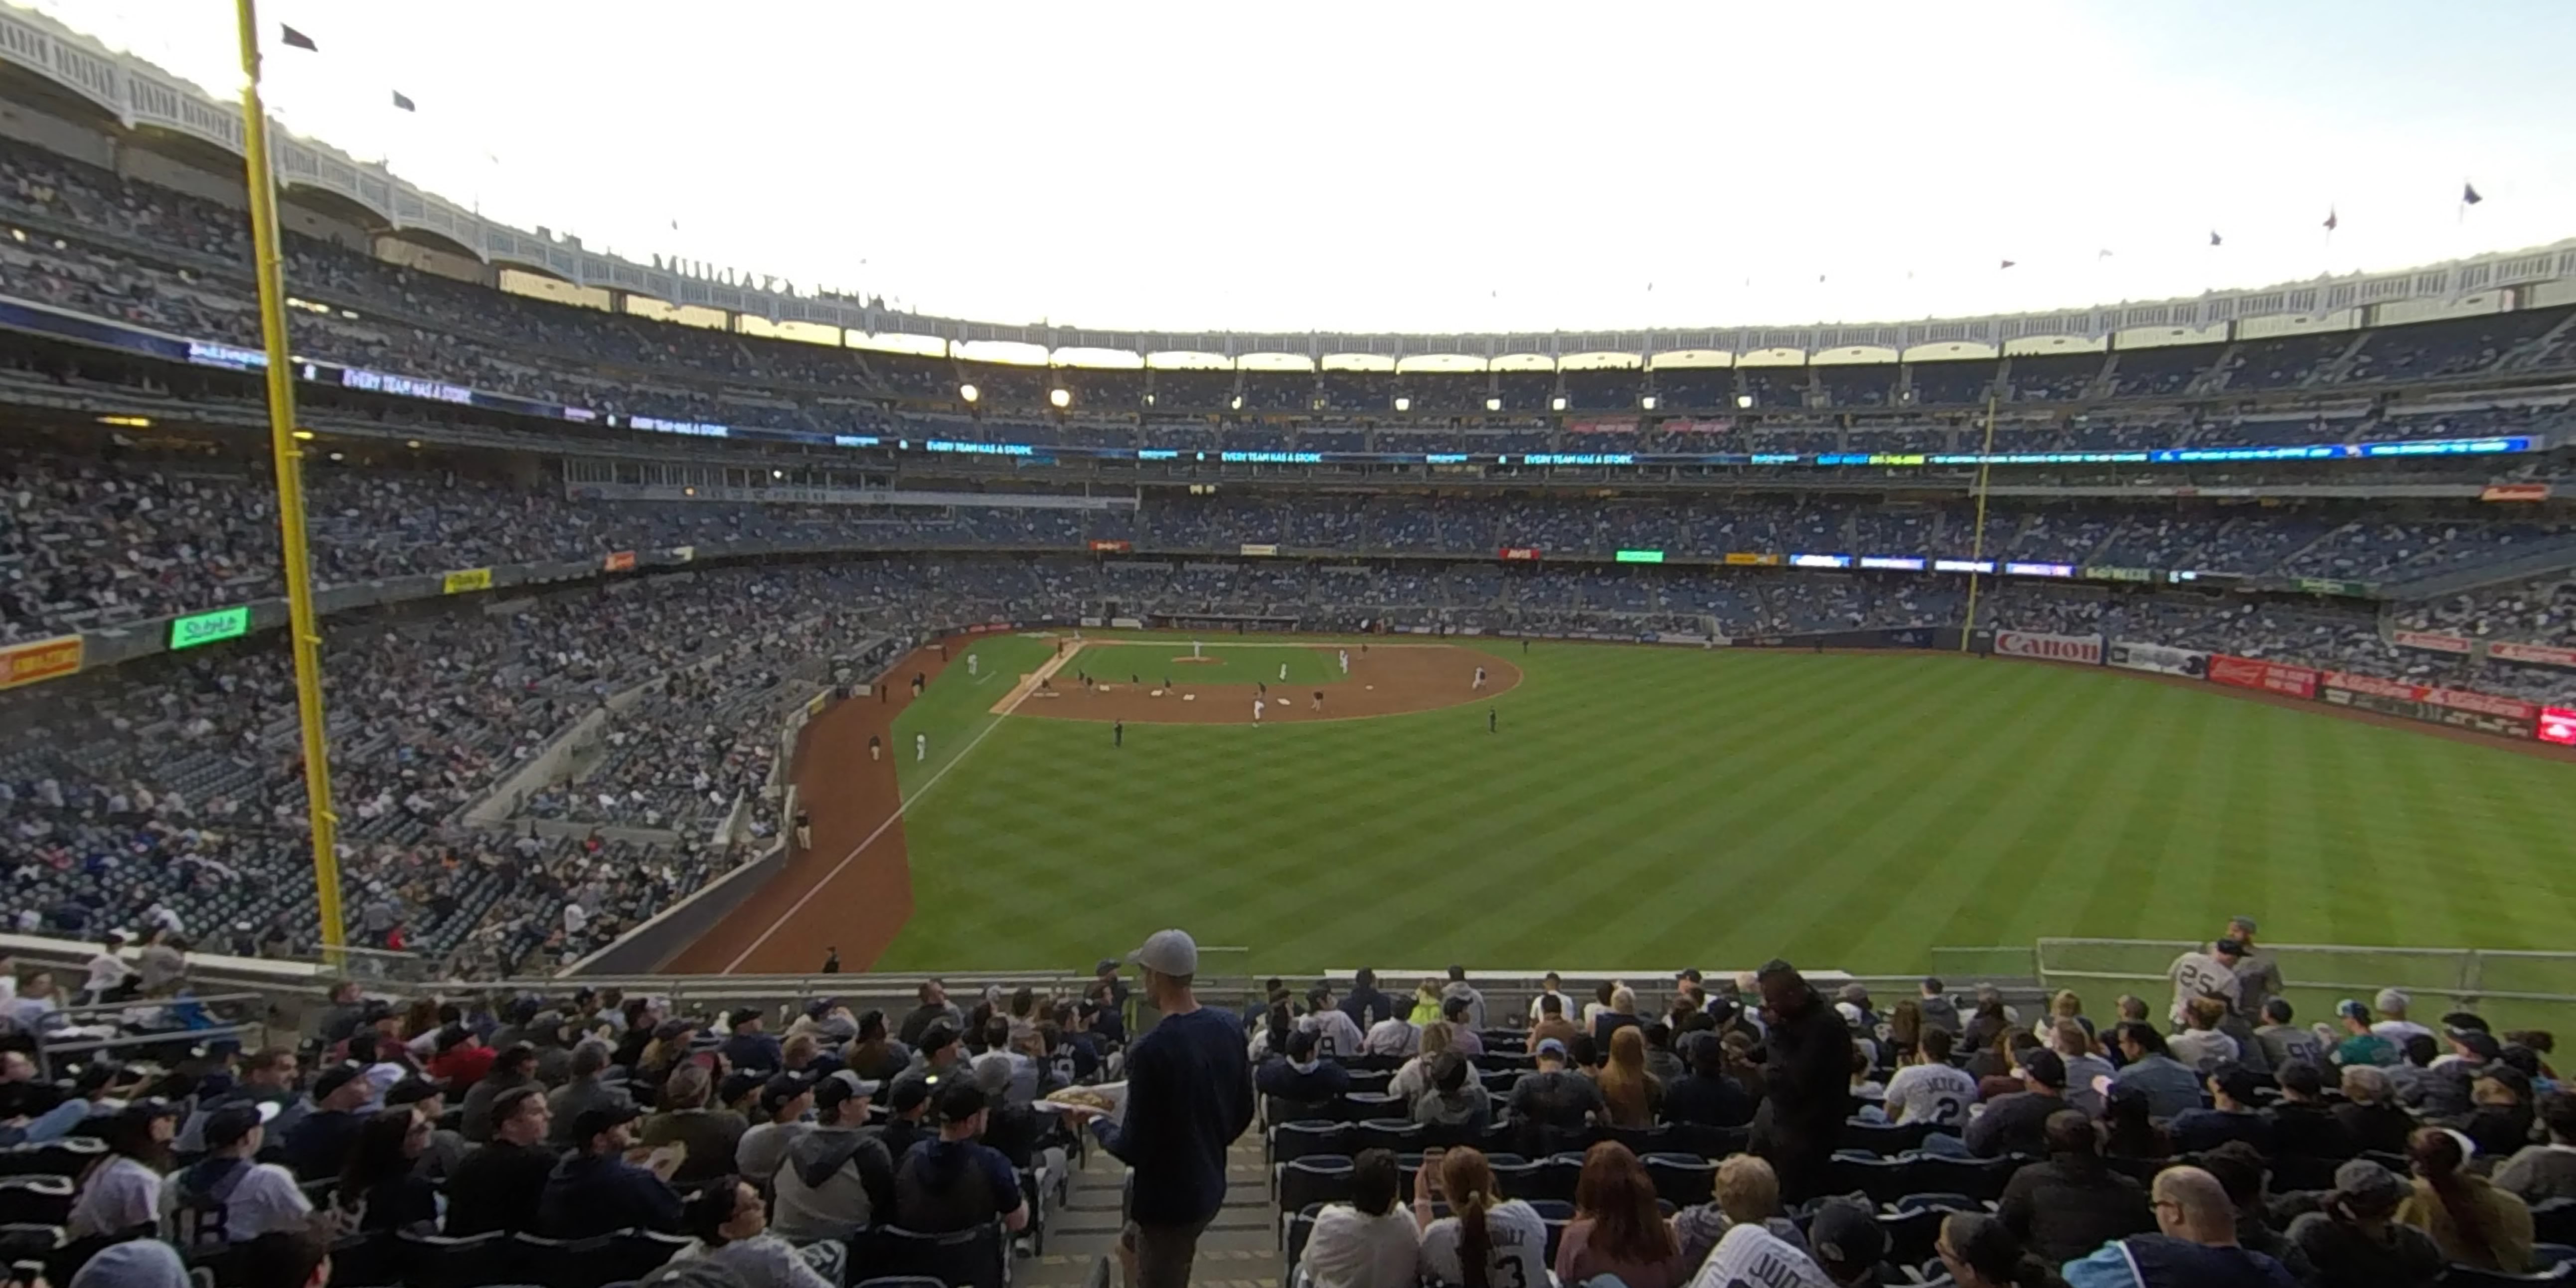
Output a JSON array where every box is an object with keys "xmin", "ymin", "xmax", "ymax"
[
  {"xmin": 675, "ymin": 1177, "xmax": 838, "ymax": 1288},
  {"xmin": 1644, "ymin": 1023, "xmax": 1687, "ymax": 1085},
  {"xmin": 2372, "ymin": 989, "xmax": 2433, "ymax": 1046},
  {"xmin": 1340, "ymin": 968, "xmax": 1396, "ymax": 1031},
  {"xmin": 2333, "ymin": 1066, "xmax": 2415, "ymax": 1157},
  {"xmin": 2223, "ymin": 918, "xmax": 2283, "ymax": 1029},
  {"xmin": 1256, "ymin": 1028, "xmax": 1350, "ymax": 1104},
  {"xmin": 2171, "ymin": 997, "xmax": 2242, "ymax": 1071},
  {"xmin": 1592, "ymin": 985, "xmax": 1643, "ymax": 1048},
  {"xmin": 426, "ymin": 1024, "xmax": 497, "ymax": 1090},
  {"xmin": 1877, "ymin": 1027, "xmax": 1975, "ymax": 1129},
  {"xmin": 897, "ymin": 979, "xmax": 961, "ymax": 1048},
  {"xmin": 1936, "ymin": 1213, "xmax": 2057, "ymax": 1288},
  {"xmin": 67, "ymin": 1101, "xmax": 176, "ymax": 1240},
  {"xmin": 1555, "ymin": 1142, "xmax": 1688, "ymax": 1288},
  {"xmin": 2250, "ymin": 1000, "xmax": 2321, "ymax": 1070},
  {"xmin": 540, "ymin": 1103, "xmax": 680, "ymax": 1238},
  {"xmin": 2167, "ymin": 940, "xmax": 2247, "ymax": 1031},
  {"xmin": 547, "ymin": 1040, "xmax": 628, "ymax": 1147},
  {"xmin": 2062, "ymin": 1164, "xmax": 2298, "ymax": 1288},
  {"xmin": 841, "ymin": 1010, "xmax": 910, "ymax": 1083},
  {"xmin": 2494, "ymin": 1089, "xmax": 2576, "ymax": 1202},
  {"xmin": 877, "ymin": 1076, "xmax": 934, "ymax": 1158},
  {"xmin": 163, "ymin": 1102, "xmax": 310, "ymax": 1245},
  {"xmin": 280, "ymin": 1065, "xmax": 370, "ymax": 1181},
  {"xmin": 2459, "ymin": 1065, "xmax": 2537, "ymax": 1162},
  {"xmin": 1440, "ymin": 997, "xmax": 1484, "ymax": 1058},
  {"xmin": 1298, "ymin": 1147, "xmax": 1418, "ymax": 1288},
  {"xmin": 1529, "ymin": 994, "xmax": 1580, "ymax": 1051},
  {"xmin": 1073, "ymin": 930, "xmax": 1252, "ymax": 1288},
  {"xmin": 1597, "ymin": 1026, "xmax": 1661, "ymax": 1128},
  {"xmin": 1964, "ymin": 997, "xmax": 2013, "ymax": 1056},
  {"xmin": 456, "ymin": 1043, "xmax": 537, "ymax": 1144},
  {"xmin": 1996, "ymin": 1109, "xmax": 2152, "ymax": 1265},
  {"xmin": 891, "ymin": 1081, "xmax": 1027, "ymax": 1235},
  {"xmin": 1506, "ymin": 1037, "xmax": 1606, "ymax": 1152},
  {"xmin": 1361, "ymin": 1004, "xmax": 1420, "ymax": 1058},
  {"xmin": 1413, "ymin": 1050, "xmax": 1489, "ymax": 1136},
  {"xmin": 1967, "ymin": 1048, "xmax": 2065, "ymax": 1158},
  {"xmin": 1664, "ymin": 1026, "xmax": 1756, "ymax": 1128},
  {"xmin": 721, "ymin": 1008, "xmax": 783, "ymax": 1073},
  {"xmin": 1806, "ymin": 1198, "xmax": 1896, "ymax": 1288},
  {"xmin": 2100, "ymin": 1085, "xmax": 2172, "ymax": 1163},
  {"xmin": 1752, "ymin": 960, "xmax": 1848, "ymax": 1205},
  {"xmin": 2170, "ymin": 1064, "xmax": 2273, "ymax": 1155},
  {"xmin": 1674, "ymin": 1153, "xmax": 1809, "ymax": 1270},
  {"xmin": 1919, "ymin": 977, "xmax": 1962, "ymax": 1035},
  {"xmin": 2198, "ymin": 1142, "xmax": 2304, "ymax": 1273},
  {"xmin": 335, "ymin": 1108, "xmax": 436, "ymax": 1234},
  {"xmin": 1413, "ymin": 1146, "xmax": 1548, "ymax": 1288},
  {"xmin": 2386, "ymin": 1034, "xmax": 2441, "ymax": 1109},
  {"xmin": 2264, "ymin": 1060, "xmax": 2354, "ymax": 1159},
  {"xmin": 1529, "ymin": 972, "xmax": 1572, "ymax": 1024},
  {"xmin": 642, "ymin": 1063, "xmax": 747, "ymax": 1187},
  {"xmin": 770, "ymin": 1072, "xmax": 893, "ymax": 1243},
  {"xmin": 2395, "ymin": 1127, "xmax": 2532, "ymax": 1274},
  {"xmin": 2323, "ymin": 1000, "xmax": 2398, "ymax": 1068},
  {"xmin": 2285, "ymin": 1158, "xmax": 2445, "ymax": 1288},
  {"xmin": 2109, "ymin": 1023, "xmax": 2202, "ymax": 1120},
  {"xmin": 1442, "ymin": 966, "xmax": 1487, "ymax": 1033},
  {"xmin": 1301, "ymin": 985, "xmax": 1364, "ymax": 1058},
  {"xmin": 2054, "ymin": 1021, "xmax": 2114, "ymax": 1118},
  {"xmin": 891, "ymin": 1022, "xmax": 968, "ymax": 1103},
  {"xmin": 735, "ymin": 1074, "xmax": 812, "ymax": 1189},
  {"xmin": 443, "ymin": 1085, "xmax": 554, "ymax": 1236},
  {"xmin": 1390, "ymin": 1022, "xmax": 1478, "ymax": 1102},
  {"xmin": 0, "ymin": 1051, "xmax": 46, "ymax": 1123}
]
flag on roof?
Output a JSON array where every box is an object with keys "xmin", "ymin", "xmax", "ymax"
[
  {"xmin": 280, "ymin": 25, "xmax": 317, "ymax": 51},
  {"xmin": 2096, "ymin": 249, "xmax": 2113, "ymax": 261},
  {"xmin": 2324, "ymin": 208, "xmax": 2339, "ymax": 231},
  {"xmin": 391, "ymin": 91, "xmax": 416, "ymax": 112},
  {"xmin": 2463, "ymin": 182, "xmax": 2483, "ymax": 205},
  {"xmin": 2210, "ymin": 231, "xmax": 2223, "ymax": 246},
  {"xmin": 2000, "ymin": 260, "xmax": 2016, "ymax": 270}
]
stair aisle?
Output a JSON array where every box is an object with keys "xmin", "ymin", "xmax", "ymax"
[{"xmin": 1014, "ymin": 1126, "xmax": 1279, "ymax": 1288}]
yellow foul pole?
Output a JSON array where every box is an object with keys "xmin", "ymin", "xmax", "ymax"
[
  {"xmin": 234, "ymin": 0, "xmax": 345, "ymax": 960},
  {"xmin": 1957, "ymin": 389, "xmax": 2002, "ymax": 651}
]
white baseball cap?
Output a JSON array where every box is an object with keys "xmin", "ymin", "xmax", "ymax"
[{"xmin": 1127, "ymin": 928, "xmax": 1199, "ymax": 977}]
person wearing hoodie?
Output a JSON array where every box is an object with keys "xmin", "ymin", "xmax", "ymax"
[
  {"xmin": 1441, "ymin": 967, "xmax": 1487, "ymax": 1034},
  {"xmin": 1994, "ymin": 1110, "xmax": 2153, "ymax": 1264},
  {"xmin": 674, "ymin": 1176, "xmax": 839, "ymax": 1288},
  {"xmin": 769, "ymin": 1072, "xmax": 895, "ymax": 1243},
  {"xmin": 69, "ymin": 1238, "xmax": 189, "ymax": 1288},
  {"xmin": 1256, "ymin": 1028, "xmax": 1352, "ymax": 1103},
  {"xmin": 891, "ymin": 1082, "xmax": 1028, "ymax": 1235},
  {"xmin": 1751, "ymin": 961, "xmax": 1850, "ymax": 1205},
  {"xmin": 1411, "ymin": 1051, "xmax": 1490, "ymax": 1137},
  {"xmin": 1339, "ymin": 968, "xmax": 1398, "ymax": 1031}
]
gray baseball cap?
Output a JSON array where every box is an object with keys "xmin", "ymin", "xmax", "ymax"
[{"xmin": 1126, "ymin": 928, "xmax": 1198, "ymax": 976}]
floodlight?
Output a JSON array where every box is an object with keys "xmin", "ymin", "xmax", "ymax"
[
  {"xmin": 959, "ymin": 383, "xmax": 979, "ymax": 402},
  {"xmin": 1050, "ymin": 388, "xmax": 1071, "ymax": 408},
  {"xmin": 1394, "ymin": 397, "xmax": 1411, "ymax": 412}
]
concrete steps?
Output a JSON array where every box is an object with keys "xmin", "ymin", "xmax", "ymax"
[{"xmin": 1019, "ymin": 1132, "xmax": 1279, "ymax": 1288}]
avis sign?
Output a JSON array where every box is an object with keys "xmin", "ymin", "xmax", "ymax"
[{"xmin": 1993, "ymin": 631, "xmax": 2104, "ymax": 664}]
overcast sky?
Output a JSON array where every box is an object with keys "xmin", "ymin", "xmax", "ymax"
[{"xmin": 35, "ymin": 0, "xmax": 2576, "ymax": 337}]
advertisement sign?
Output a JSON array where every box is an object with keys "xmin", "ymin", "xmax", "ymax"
[
  {"xmin": 1859, "ymin": 556, "xmax": 1927, "ymax": 571},
  {"xmin": 2321, "ymin": 672, "xmax": 2537, "ymax": 738},
  {"xmin": 2292, "ymin": 577, "xmax": 2374, "ymax": 597},
  {"xmin": 2209, "ymin": 653, "xmax": 2319, "ymax": 698},
  {"xmin": 1790, "ymin": 553, "xmax": 1853, "ymax": 569},
  {"xmin": 1568, "ymin": 419, "xmax": 1640, "ymax": 435},
  {"xmin": 603, "ymin": 550, "xmax": 638, "ymax": 572},
  {"xmin": 671, "ymin": 545, "xmax": 696, "ymax": 563},
  {"xmin": 2083, "ymin": 566, "xmax": 2157, "ymax": 583},
  {"xmin": 2390, "ymin": 630, "xmax": 2473, "ymax": 654},
  {"xmin": 1724, "ymin": 552, "xmax": 1782, "ymax": 566},
  {"xmin": 2480, "ymin": 483, "xmax": 2552, "ymax": 502},
  {"xmin": 1497, "ymin": 547, "xmax": 1544, "ymax": 561},
  {"xmin": 2489, "ymin": 642, "xmax": 2576, "ymax": 670},
  {"xmin": 1933, "ymin": 558, "xmax": 1995, "ymax": 574},
  {"xmin": 167, "ymin": 606, "xmax": 251, "ymax": 651},
  {"xmin": 1994, "ymin": 631, "xmax": 2104, "ymax": 664},
  {"xmin": 1661, "ymin": 418, "xmax": 1733, "ymax": 434},
  {"xmin": 2004, "ymin": 561, "xmax": 2076, "ymax": 578},
  {"xmin": 1239, "ymin": 544, "xmax": 1280, "ymax": 557},
  {"xmin": 0, "ymin": 635, "xmax": 83, "ymax": 690},
  {"xmin": 1615, "ymin": 550, "xmax": 1665, "ymax": 564},
  {"xmin": 2108, "ymin": 641, "xmax": 2208, "ymax": 678},
  {"xmin": 1087, "ymin": 540, "xmax": 1132, "ymax": 553},
  {"xmin": 441, "ymin": 567, "xmax": 494, "ymax": 595},
  {"xmin": 2541, "ymin": 707, "xmax": 2576, "ymax": 746}
]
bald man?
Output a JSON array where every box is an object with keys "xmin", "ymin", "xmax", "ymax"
[{"xmin": 2061, "ymin": 1165, "xmax": 2298, "ymax": 1288}]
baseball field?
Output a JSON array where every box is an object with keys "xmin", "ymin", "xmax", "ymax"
[{"xmin": 679, "ymin": 632, "xmax": 2576, "ymax": 994}]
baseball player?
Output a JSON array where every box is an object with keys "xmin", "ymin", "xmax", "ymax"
[
  {"xmin": 966, "ymin": 654, "xmax": 979, "ymax": 677},
  {"xmin": 1488, "ymin": 708, "xmax": 1497, "ymax": 733},
  {"xmin": 1311, "ymin": 689, "xmax": 1324, "ymax": 712},
  {"xmin": 1253, "ymin": 698, "xmax": 1265, "ymax": 723},
  {"xmin": 794, "ymin": 809, "xmax": 811, "ymax": 850},
  {"xmin": 1279, "ymin": 662, "xmax": 1288, "ymax": 682},
  {"xmin": 868, "ymin": 734, "xmax": 882, "ymax": 761},
  {"xmin": 1473, "ymin": 665, "xmax": 1487, "ymax": 690},
  {"xmin": 914, "ymin": 732, "xmax": 927, "ymax": 762},
  {"xmin": 1114, "ymin": 719, "xmax": 1124, "ymax": 748},
  {"xmin": 1192, "ymin": 640, "xmax": 1203, "ymax": 659}
]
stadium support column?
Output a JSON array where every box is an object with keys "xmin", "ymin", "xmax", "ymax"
[
  {"xmin": 1957, "ymin": 390, "xmax": 2001, "ymax": 651},
  {"xmin": 235, "ymin": 0, "xmax": 347, "ymax": 962}
]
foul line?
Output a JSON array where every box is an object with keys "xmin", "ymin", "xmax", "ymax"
[{"xmin": 720, "ymin": 642, "xmax": 1085, "ymax": 972}]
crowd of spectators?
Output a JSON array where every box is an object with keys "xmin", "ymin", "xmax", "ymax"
[
  {"xmin": 0, "ymin": 959, "xmax": 1142, "ymax": 1288},
  {"xmin": 1262, "ymin": 936, "xmax": 2572, "ymax": 1288}
]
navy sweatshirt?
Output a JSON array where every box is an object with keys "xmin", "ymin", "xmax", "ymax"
[{"xmin": 1092, "ymin": 1006, "xmax": 1253, "ymax": 1226}]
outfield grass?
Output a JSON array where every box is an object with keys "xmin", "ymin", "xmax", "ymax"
[{"xmin": 876, "ymin": 637, "xmax": 2576, "ymax": 992}]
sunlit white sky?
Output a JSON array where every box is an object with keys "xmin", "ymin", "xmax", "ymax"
[{"xmin": 33, "ymin": 0, "xmax": 2576, "ymax": 335}]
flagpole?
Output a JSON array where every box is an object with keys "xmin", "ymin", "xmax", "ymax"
[
  {"xmin": 234, "ymin": 0, "xmax": 346, "ymax": 963},
  {"xmin": 1957, "ymin": 388, "xmax": 2001, "ymax": 652}
]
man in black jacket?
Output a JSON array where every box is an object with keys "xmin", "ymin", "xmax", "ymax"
[
  {"xmin": 1995, "ymin": 1109, "xmax": 2155, "ymax": 1263},
  {"xmin": 1339, "ymin": 968, "xmax": 1397, "ymax": 1030},
  {"xmin": 445, "ymin": 1086, "xmax": 558, "ymax": 1236},
  {"xmin": 1751, "ymin": 960, "xmax": 1850, "ymax": 1204}
]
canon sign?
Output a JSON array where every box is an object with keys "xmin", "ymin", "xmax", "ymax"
[{"xmin": 1994, "ymin": 631, "xmax": 2104, "ymax": 664}]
